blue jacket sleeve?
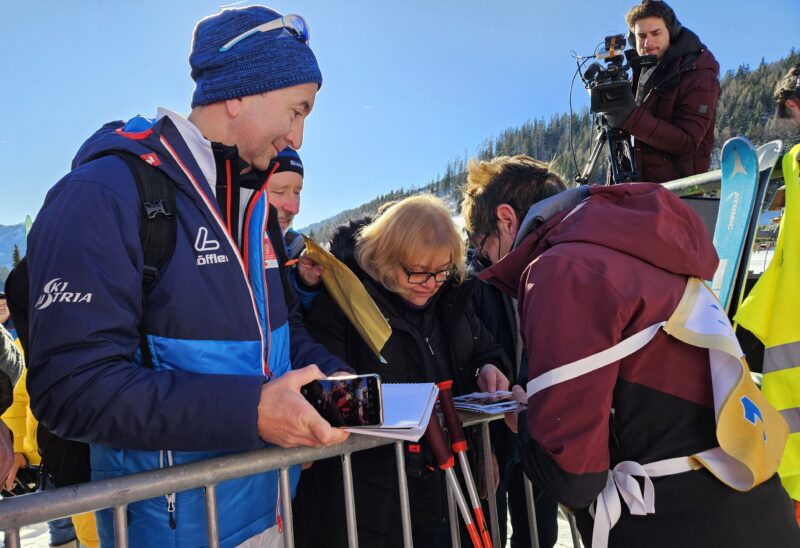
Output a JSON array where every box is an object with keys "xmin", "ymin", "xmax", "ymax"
[
  {"xmin": 26, "ymin": 161, "xmax": 264, "ymax": 452},
  {"xmin": 288, "ymin": 299, "xmax": 353, "ymax": 376},
  {"xmin": 289, "ymin": 270, "xmax": 320, "ymax": 310}
]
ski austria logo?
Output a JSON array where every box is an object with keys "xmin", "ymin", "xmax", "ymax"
[
  {"xmin": 195, "ymin": 227, "xmax": 229, "ymax": 266},
  {"xmin": 34, "ymin": 278, "xmax": 93, "ymax": 311}
]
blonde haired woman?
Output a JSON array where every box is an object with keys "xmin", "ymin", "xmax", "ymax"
[{"xmin": 294, "ymin": 194, "xmax": 509, "ymax": 548}]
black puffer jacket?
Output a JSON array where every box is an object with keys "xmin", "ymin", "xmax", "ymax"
[{"xmin": 293, "ymin": 219, "xmax": 507, "ymax": 548}]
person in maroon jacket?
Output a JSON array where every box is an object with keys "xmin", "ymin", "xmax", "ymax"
[
  {"xmin": 604, "ymin": 0, "xmax": 720, "ymax": 183},
  {"xmin": 461, "ymin": 154, "xmax": 800, "ymax": 547}
]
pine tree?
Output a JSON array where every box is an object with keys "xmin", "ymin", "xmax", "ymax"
[{"xmin": 11, "ymin": 244, "xmax": 21, "ymax": 267}]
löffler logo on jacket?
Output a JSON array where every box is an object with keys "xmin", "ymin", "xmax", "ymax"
[
  {"xmin": 195, "ymin": 227, "xmax": 229, "ymax": 266},
  {"xmin": 34, "ymin": 278, "xmax": 93, "ymax": 311}
]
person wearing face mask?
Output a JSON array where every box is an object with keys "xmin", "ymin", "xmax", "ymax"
[
  {"xmin": 293, "ymin": 194, "xmax": 510, "ymax": 548},
  {"xmin": 604, "ymin": 0, "xmax": 720, "ymax": 183}
]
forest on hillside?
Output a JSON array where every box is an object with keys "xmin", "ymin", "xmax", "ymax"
[{"xmin": 302, "ymin": 50, "xmax": 800, "ymax": 245}]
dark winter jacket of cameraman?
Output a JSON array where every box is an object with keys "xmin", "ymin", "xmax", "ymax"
[
  {"xmin": 626, "ymin": 28, "xmax": 719, "ymax": 183},
  {"xmin": 607, "ymin": 2, "xmax": 720, "ymax": 184}
]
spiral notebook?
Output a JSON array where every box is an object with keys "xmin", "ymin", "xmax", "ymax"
[{"xmin": 347, "ymin": 383, "xmax": 438, "ymax": 442}]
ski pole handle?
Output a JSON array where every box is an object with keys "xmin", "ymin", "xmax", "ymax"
[{"xmin": 437, "ymin": 380, "xmax": 467, "ymax": 452}]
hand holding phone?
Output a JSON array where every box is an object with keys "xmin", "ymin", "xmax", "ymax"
[{"xmin": 301, "ymin": 374, "xmax": 383, "ymax": 427}]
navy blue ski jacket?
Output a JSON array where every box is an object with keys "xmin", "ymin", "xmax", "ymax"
[{"xmin": 26, "ymin": 113, "xmax": 344, "ymax": 547}]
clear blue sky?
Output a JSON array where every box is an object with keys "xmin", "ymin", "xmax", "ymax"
[{"xmin": 0, "ymin": 0, "xmax": 796, "ymax": 228}]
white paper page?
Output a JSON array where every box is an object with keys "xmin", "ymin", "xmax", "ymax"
[{"xmin": 347, "ymin": 383, "xmax": 438, "ymax": 441}]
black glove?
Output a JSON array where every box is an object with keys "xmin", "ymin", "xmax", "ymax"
[{"xmin": 602, "ymin": 84, "xmax": 636, "ymax": 129}]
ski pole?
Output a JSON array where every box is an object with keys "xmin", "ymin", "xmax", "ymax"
[
  {"xmin": 425, "ymin": 405, "xmax": 483, "ymax": 548},
  {"xmin": 437, "ymin": 380, "xmax": 492, "ymax": 548}
]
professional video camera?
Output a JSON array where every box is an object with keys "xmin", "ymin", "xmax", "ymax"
[
  {"xmin": 583, "ymin": 34, "xmax": 656, "ymax": 114},
  {"xmin": 575, "ymin": 34, "xmax": 657, "ymax": 185}
]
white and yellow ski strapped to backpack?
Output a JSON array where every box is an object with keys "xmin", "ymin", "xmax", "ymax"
[{"xmin": 526, "ymin": 277, "xmax": 788, "ymax": 548}]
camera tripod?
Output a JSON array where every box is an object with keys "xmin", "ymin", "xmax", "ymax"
[{"xmin": 575, "ymin": 115, "xmax": 640, "ymax": 185}]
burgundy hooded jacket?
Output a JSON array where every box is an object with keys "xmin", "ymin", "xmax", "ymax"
[
  {"xmin": 482, "ymin": 184, "xmax": 799, "ymax": 547},
  {"xmin": 623, "ymin": 28, "xmax": 720, "ymax": 183}
]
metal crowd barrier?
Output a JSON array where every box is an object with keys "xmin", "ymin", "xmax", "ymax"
[{"xmin": 0, "ymin": 413, "xmax": 582, "ymax": 548}]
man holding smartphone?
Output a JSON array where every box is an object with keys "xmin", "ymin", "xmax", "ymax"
[{"xmin": 25, "ymin": 6, "xmax": 348, "ymax": 547}]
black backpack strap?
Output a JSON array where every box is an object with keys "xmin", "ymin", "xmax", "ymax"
[{"xmin": 108, "ymin": 152, "xmax": 177, "ymax": 369}]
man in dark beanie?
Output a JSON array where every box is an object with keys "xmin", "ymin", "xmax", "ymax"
[
  {"xmin": 268, "ymin": 147, "xmax": 305, "ymax": 246},
  {"xmin": 604, "ymin": 0, "xmax": 720, "ymax": 183},
  {"xmin": 25, "ymin": 6, "xmax": 349, "ymax": 547},
  {"xmin": 775, "ymin": 63, "xmax": 800, "ymax": 128}
]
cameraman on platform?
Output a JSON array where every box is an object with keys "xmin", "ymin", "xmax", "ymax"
[{"xmin": 605, "ymin": 0, "xmax": 720, "ymax": 183}]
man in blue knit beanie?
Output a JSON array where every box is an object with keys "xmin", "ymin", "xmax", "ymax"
[{"xmin": 26, "ymin": 5, "xmax": 351, "ymax": 548}]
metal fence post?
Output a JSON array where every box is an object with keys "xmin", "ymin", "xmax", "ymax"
[
  {"xmin": 113, "ymin": 504, "xmax": 129, "ymax": 548},
  {"xmin": 341, "ymin": 452, "xmax": 359, "ymax": 548},
  {"xmin": 565, "ymin": 507, "xmax": 582, "ymax": 548},
  {"xmin": 481, "ymin": 421, "xmax": 501, "ymax": 547},
  {"xmin": 3, "ymin": 528, "xmax": 20, "ymax": 548},
  {"xmin": 394, "ymin": 441, "xmax": 414, "ymax": 548},
  {"xmin": 280, "ymin": 468, "xmax": 295, "ymax": 548},
  {"xmin": 205, "ymin": 483, "xmax": 219, "ymax": 548},
  {"xmin": 523, "ymin": 476, "xmax": 540, "ymax": 548}
]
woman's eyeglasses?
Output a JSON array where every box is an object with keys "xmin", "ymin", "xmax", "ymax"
[
  {"xmin": 403, "ymin": 267, "xmax": 454, "ymax": 285},
  {"xmin": 219, "ymin": 14, "xmax": 310, "ymax": 52}
]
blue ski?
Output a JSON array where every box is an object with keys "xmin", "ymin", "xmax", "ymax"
[
  {"xmin": 711, "ymin": 137, "xmax": 759, "ymax": 313},
  {"xmin": 729, "ymin": 140, "xmax": 783, "ymax": 316}
]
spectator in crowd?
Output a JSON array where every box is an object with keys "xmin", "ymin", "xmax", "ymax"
[
  {"xmin": 0, "ymin": 320, "xmax": 21, "ymax": 481},
  {"xmin": 461, "ymin": 154, "xmax": 800, "ymax": 547},
  {"xmin": 605, "ymin": 0, "xmax": 720, "ymax": 183},
  {"xmin": 25, "ymin": 6, "xmax": 348, "ymax": 547},
  {"xmin": 268, "ymin": 146, "xmax": 306, "ymax": 255},
  {"xmin": 775, "ymin": 63, "xmax": 800, "ymax": 128},
  {"xmin": 294, "ymin": 195, "xmax": 509, "ymax": 548},
  {"xmin": 266, "ymin": 147, "xmax": 325, "ymax": 301},
  {"xmin": 467, "ymin": 212, "xmax": 561, "ymax": 545},
  {"xmin": 1, "ymin": 293, "xmax": 99, "ymax": 547}
]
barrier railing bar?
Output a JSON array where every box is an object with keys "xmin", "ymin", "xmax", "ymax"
[
  {"xmin": 446, "ymin": 480, "xmax": 460, "ymax": 548},
  {"xmin": 341, "ymin": 452, "xmax": 359, "ymax": 548},
  {"xmin": 481, "ymin": 421, "xmax": 501, "ymax": 547},
  {"xmin": 113, "ymin": 504, "xmax": 128, "ymax": 548},
  {"xmin": 205, "ymin": 483, "xmax": 219, "ymax": 548},
  {"xmin": 394, "ymin": 441, "xmax": 414, "ymax": 548},
  {"xmin": 279, "ymin": 468, "xmax": 295, "ymax": 548},
  {"xmin": 0, "ymin": 434, "xmax": 393, "ymax": 531},
  {"xmin": 523, "ymin": 476, "xmax": 540, "ymax": 548},
  {"xmin": 661, "ymin": 170, "xmax": 721, "ymax": 196}
]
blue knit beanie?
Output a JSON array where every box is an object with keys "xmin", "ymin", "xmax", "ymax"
[
  {"xmin": 190, "ymin": 6, "xmax": 322, "ymax": 108},
  {"xmin": 270, "ymin": 147, "xmax": 304, "ymax": 176}
]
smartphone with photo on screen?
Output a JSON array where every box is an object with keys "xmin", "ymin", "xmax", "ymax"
[{"xmin": 301, "ymin": 374, "xmax": 383, "ymax": 427}]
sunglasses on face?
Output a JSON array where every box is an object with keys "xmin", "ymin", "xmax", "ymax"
[
  {"xmin": 403, "ymin": 267, "xmax": 454, "ymax": 285},
  {"xmin": 219, "ymin": 14, "xmax": 310, "ymax": 53}
]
